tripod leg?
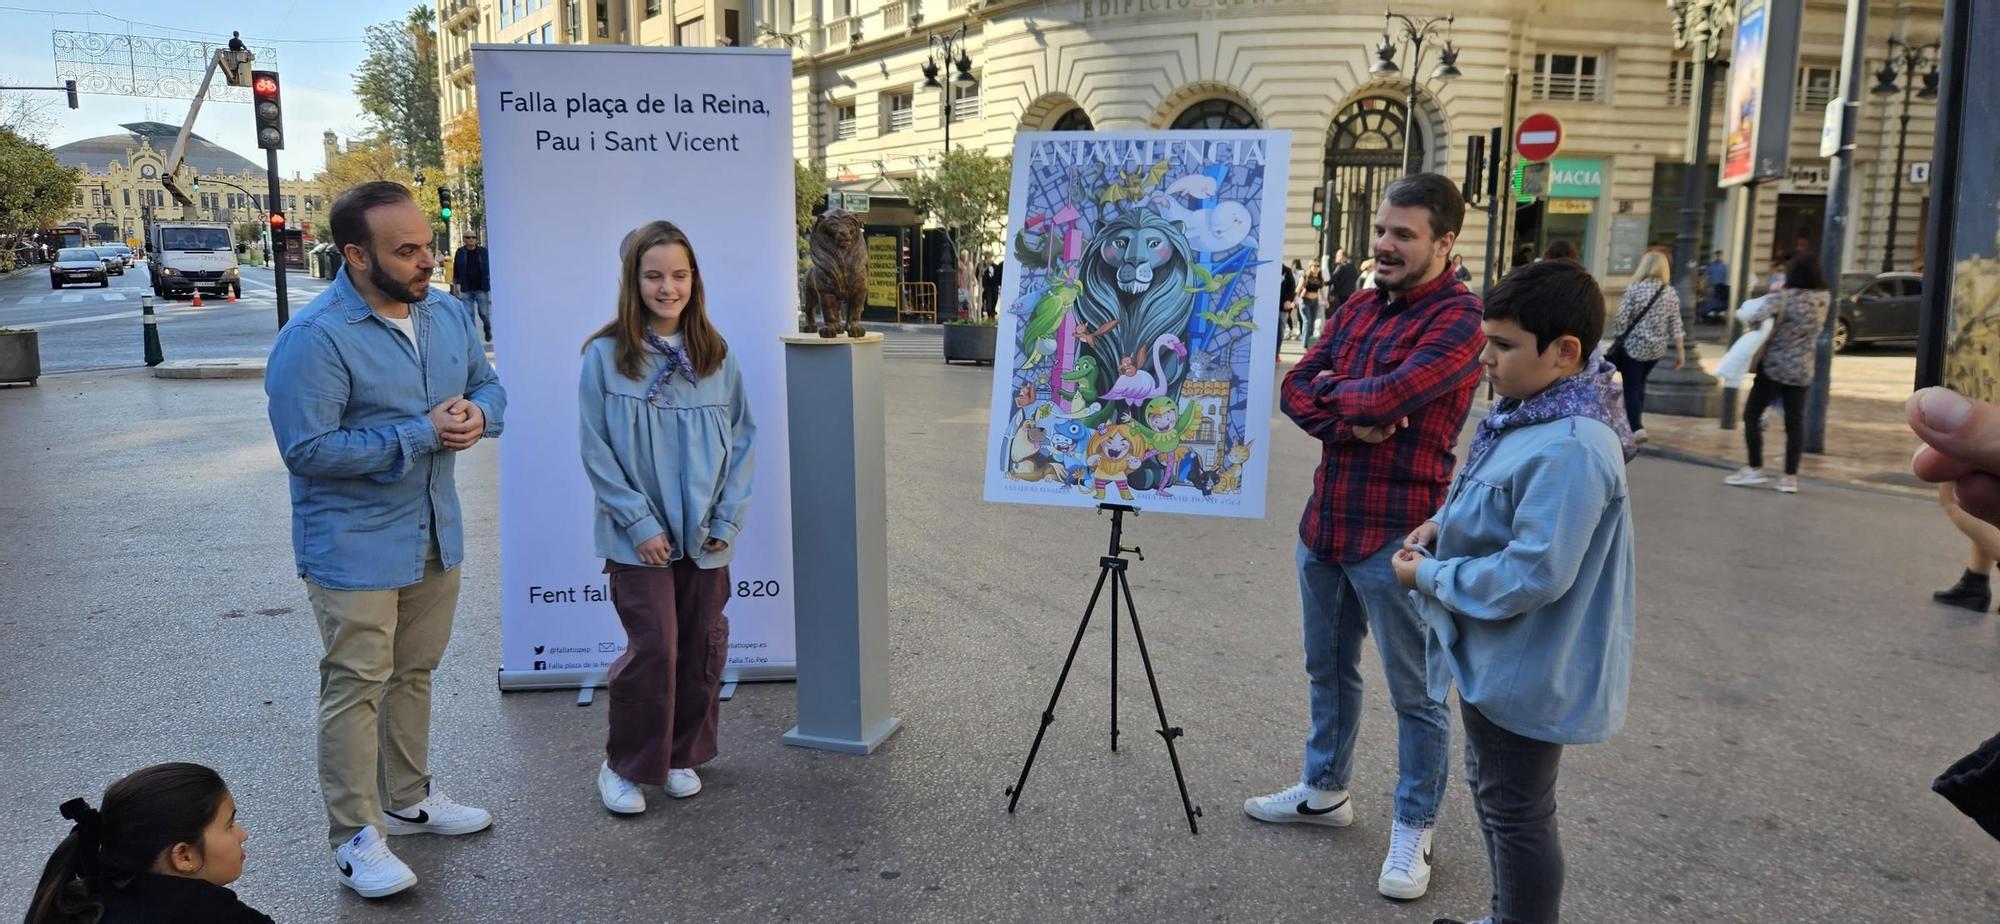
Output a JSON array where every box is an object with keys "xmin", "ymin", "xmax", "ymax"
[
  {"xmin": 1006, "ymin": 565, "xmax": 1112, "ymax": 814},
  {"xmin": 1117, "ymin": 568, "xmax": 1203, "ymax": 835},
  {"xmin": 1110, "ymin": 565, "xmax": 1119, "ymax": 753}
]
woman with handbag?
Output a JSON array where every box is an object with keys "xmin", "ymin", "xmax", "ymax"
[
  {"xmin": 1724, "ymin": 252, "xmax": 1831, "ymax": 494},
  {"xmin": 1605, "ymin": 251, "xmax": 1685, "ymax": 442}
]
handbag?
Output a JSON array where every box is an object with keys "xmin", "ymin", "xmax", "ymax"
[{"xmin": 1607, "ymin": 284, "xmax": 1667, "ymax": 363}]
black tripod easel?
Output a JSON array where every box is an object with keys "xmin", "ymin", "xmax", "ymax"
[{"xmin": 1004, "ymin": 503, "xmax": 1202, "ymax": 834}]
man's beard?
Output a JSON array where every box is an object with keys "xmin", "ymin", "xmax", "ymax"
[
  {"xmin": 1379, "ymin": 252, "xmax": 1437, "ymax": 294},
  {"xmin": 367, "ymin": 254, "xmax": 426, "ymax": 304}
]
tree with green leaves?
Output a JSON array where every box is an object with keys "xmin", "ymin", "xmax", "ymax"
[
  {"xmin": 0, "ymin": 128, "xmax": 79, "ymax": 235},
  {"xmin": 354, "ymin": 5, "xmax": 444, "ymax": 175},
  {"xmin": 794, "ymin": 159, "xmax": 828, "ymax": 274},
  {"xmin": 895, "ymin": 148, "xmax": 1011, "ymax": 262}
]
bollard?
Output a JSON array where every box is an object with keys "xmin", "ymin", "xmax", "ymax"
[{"xmin": 141, "ymin": 295, "xmax": 163, "ymax": 367}]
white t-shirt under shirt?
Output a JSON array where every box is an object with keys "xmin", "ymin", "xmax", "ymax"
[
  {"xmin": 665, "ymin": 331, "xmax": 684, "ymax": 349},
  {"xmin": 385, "ymin": 313, "xmax": 419, "ymax": 363}
]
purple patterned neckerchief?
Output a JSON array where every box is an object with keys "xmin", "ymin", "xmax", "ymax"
[
  {"xmin": 641, "ymin": 331, "xmax": 699, "ymax": 403},
  {"xmin": 1464, "ymin": 356, "xmax": 1638, "ymax": 476}
]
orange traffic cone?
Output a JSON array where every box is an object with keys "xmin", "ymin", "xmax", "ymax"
[
  {"xmin": 226, "ymin": 287, "xmax": 237, "ymax": 303},
  {"xmin": 191, "ymin": 290, "xmax": 203, "ymax": 307}
]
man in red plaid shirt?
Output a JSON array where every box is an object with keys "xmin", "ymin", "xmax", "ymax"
[{"xmin": 1244, "ymin": 173, "xmax": 1486, "ymax": 902}]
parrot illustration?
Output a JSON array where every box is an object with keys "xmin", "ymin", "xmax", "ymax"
[{"xmin": 1018, "ymin": 278, "xmax": 1080, "ymax": 367}]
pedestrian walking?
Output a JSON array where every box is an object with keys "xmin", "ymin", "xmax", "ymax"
[
  {"xmin": 579, "ymin": 220, "xmax": 756, "ymax": 817},
  {"xmin": 265, "ymin": 180, "xmax": 506, "ymax": 899},
  {"xmin": 1329, "ymin": 248, "xmax": 1360, "ymax": 306},
  {"xmin": 1932, "ymin": 482, "xmax": 2000, "ymax": 613},
  {"xmin": 1255, "ymin": 173, "xmax": 1486, "ymax": 901},
  {"xmin": 1724, "ymin": 252, "xmax": 1830, "ymax": 495},
  {"xmin": 1359, "ymin": 257, "xmax": 1378, "ymax": 290},
  {"xmin": 1699, "ymin": 249, "xmax": 1731, "ymax": 321},
  {"xmin": 1299, "ymin": 259, "xmax": 1326, "ymax": 351},
  {"xmin": 1278, "ymin": 261, "xmax": 1298, "ymax": 342},
  {"xmin": 981, "ymin": 257, "xmax": 1003, "ymax": 319},
  {"xmin": 26, "ymin": 763, "xmax": 272, "ymax": 924},
  {"xmin": 1605, "ymin": 251, "xmax": 1686, "ymax": 442},
  {"xmin": 451, "ymin": 231, "xmax": 492, "ymax": 342},
  {"xmin": 1399, "ymin": 258, "xmax": 1637, "ymax": 924}
]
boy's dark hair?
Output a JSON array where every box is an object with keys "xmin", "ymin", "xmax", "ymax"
[
  {"xmin": 1784, "ymin": 251, "xmax": 1828, "ymax": 291},
  {"xmin": 329, "ymin": 181, "xmax": 415, "ymax": 256},
  {"xmin": 1381, "ymin": 172, "xmax": 1465, "ymax": 240},
  {"xmin": 1484, "ymin": 260, "xmax": 1605, "ymax": 355}
]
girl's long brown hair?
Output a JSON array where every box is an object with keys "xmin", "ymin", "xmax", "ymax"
[{"xmin": 585, "ymin": 220, "xmax": 728, "ymax": 381}]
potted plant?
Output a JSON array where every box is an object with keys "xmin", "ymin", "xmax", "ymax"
[
  {"xmin": 0, "ymin": 327, "xmax": 39, "ymax": 386},
  {"xmin": 942, "ymin": 315, "xmax": 998, "ymax": 365}
]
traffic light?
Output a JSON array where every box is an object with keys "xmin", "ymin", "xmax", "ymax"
[
  {"xmin": 252, "ymin": 70, "xmax": 283, "ymax": 151},
  {"xmin": 191, "ymin": 176, "xmax": 200, "ymax": 191},
  {"xmin": 438, "ymin": 187, "xmax": 453, "ymax": 220},
  {"xmin": 269, "ymin": 211, "xmax": 286, "ymax": 232},
  {"xmin": 1310, "ymin": 184, "xmax": 1327, "ymax": 230},
  {"xmin": 65, "ymin": 79, "xmax": 78, "ymax": 110}
]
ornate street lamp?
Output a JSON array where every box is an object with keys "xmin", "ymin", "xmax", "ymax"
[
  {"xmin": 1871, "ymin": 35, "xmax": 1940, "ymax": 273},
  {"xmin": 1370, "ymin": 8, "xmax": 1461, "ymax": 175},
  {"xmin": 919, "ymin": 23, "xmax": 977, "ymax": 317}
]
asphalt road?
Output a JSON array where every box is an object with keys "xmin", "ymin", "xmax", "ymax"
[
  {"xmin": 0, "ymin": 261, "xmax": 327, "ymax": 373},
  {"xmin": 0, "ymin": 352, "xmax": 1995, "ymax": 922}
]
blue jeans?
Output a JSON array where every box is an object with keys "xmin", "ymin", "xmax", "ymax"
[
  {"xmin": 463, "ymin": 289, "xmax": 492, "ymax": 340},
  {"xmin": 1296, "ymin": 539, "xmax": 1451, "ymax": 827}
]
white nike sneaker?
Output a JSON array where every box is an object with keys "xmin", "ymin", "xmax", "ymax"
[
  {"xmin": 382, "ymin": 786, "xmax": 493, "ymax": 836},
  {"xmin": 665, "ymin": 768, "xmax": 702, "ymax": 799},
  {"xmin": 1724, "ymin": 466, "xmax": 1772, "ymax": 487},
  {"xmin": 1378, "ymin": 820, "xmax": 1435, "ymax": 900},
  {"xmin": 334, "ymin": 825, "xmax": 417, "ymax": 899},
  {"xmin": 1243, "ymin": 782, "xmax": 1353, "ymax": 827},
  {"xmin": 598, "ymin": 761, "xmax": 645, "ymax": 814}
]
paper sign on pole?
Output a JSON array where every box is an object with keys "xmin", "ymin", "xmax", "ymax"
[{"xmin": 475, "ymin": 45, "xmax": 798, "ymax": 689}]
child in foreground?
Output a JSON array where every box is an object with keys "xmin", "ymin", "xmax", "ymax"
[{"xmin": 1392, "ymin": 259, "xmax": 1637, "ymax": 924}]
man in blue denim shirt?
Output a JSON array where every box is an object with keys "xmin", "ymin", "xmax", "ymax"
[{"xmin": 265, "ymin": 181, "xmax": 505, "ymax": 900}]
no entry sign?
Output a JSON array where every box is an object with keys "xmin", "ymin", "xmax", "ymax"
[{"xmin": 1516, "ymin": 113, "xmax": 1564, "ymax": 163}]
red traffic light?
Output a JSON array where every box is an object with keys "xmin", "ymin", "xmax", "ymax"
[
  {"xmin": 253, "ymin": 74, "xmax": 279, "ymax": 97},
  {"xmin": 269, "ymin": 212, "xmax": 286, "ymax": 229}
]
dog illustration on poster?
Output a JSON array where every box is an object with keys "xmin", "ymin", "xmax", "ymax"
[{"xmin": 982, "ymin": 130, "xmax": 1289, "ymax": 519}]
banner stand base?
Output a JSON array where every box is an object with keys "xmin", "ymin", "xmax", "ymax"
[
  {"xmin": 498, "ymin": 664, "xmax": 794, "ymax": 694},
  {"xmin": 781, "ymin": 334, "xmax": 902, "ymax": 755}
]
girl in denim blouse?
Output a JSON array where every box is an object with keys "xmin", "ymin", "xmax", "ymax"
[{"xmin": 577, "ymin": 221, "xmax": 756, "ymax": 815}]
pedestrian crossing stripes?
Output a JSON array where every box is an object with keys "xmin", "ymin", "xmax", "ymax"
[{"xmin": 879, "ymin": 334, "xmax": 944, "ymax": 359}]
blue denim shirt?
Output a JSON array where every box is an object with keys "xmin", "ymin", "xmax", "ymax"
[
  {"xmin": 265, "ymin": 266, "xmax": 506, "ymax": 590},
  {"xmin": 1411, "ymin": 415, "xmax": 1635, "ymax": 744}
]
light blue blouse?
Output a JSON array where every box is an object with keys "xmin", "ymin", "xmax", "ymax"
[{"xmin": 577, "ymin": 336, "xmax": 755, "ymax": 569}]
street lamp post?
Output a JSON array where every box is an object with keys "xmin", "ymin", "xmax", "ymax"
[
  {"xmin": 1370, "ymin": 8, "xmax": 1461, "ymax": 176},
  {"xmin": 1871, "ymin": 36, "xmax": 1940, "ymax": 273},
  {"xmin": 920, "ymin": 24, "xmax": 977, "ymax": 318}
]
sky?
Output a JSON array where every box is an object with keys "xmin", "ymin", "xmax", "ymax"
[{"xmin": 0, "ymin": 1, "xmax": 429, "ymax": 177}]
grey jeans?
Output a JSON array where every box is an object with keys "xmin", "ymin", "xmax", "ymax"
[{"xmin": 1462, "ymin": 701, "xmax": 1566, "ymax": 924}]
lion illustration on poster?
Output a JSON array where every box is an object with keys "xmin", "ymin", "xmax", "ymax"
[{"xmin": 1069, "ymin": 206, "xmax": 1197, "ymax": 404}]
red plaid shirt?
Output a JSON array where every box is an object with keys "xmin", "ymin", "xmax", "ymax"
[{"xmin": 1281, "ymin": 270, "xmax": 1486, "ymax": 563}]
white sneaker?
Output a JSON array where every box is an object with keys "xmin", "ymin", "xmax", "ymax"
[
  {"xmin": 381, "ymin": 786, "xmax": 493, "ymax": 836},
  {"xmin": 1378, "ymin": 821, "xmax": 1435, "ymax": 900},
  {"xmin": 1723, "ymin": 466, "xmax": 1772, "ymax": 487},
  {"xmin": 597, "ymin": 761, "xmax": 645, "ymax": 814},
  {"xmin": 1242, "ymin": 783, "xmax": 1353, "ymax": 827},
  {"xmin": 666, "ymin": 768, "xmax": 702, "ymax": 799},
  {"xmin": 1775, "ymin": 475, "xmax": 1799, "ymax": 494},
  {"xmin": 334, "ymin": 825, "xmax": 417, "ymax": 899},
  {"xmin": 1632, "ymin": 427, "xmax": 1649, "ymax": 444}
]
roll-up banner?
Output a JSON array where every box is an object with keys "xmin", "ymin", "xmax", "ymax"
[{"xmin": 475, "ymin": 44, "xmax": 797, "ymax": 690}]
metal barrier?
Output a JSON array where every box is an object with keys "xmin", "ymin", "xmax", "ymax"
[{"xmin": 899, "ymin": 281, "xmax": 937, "ymax": 324}]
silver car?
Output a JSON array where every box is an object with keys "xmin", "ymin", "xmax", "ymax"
[
  {"xmin": 50, "ymin": 247, "xmax": 109, "ymax": 288},
  {"xmin": 91, "ymin": 245, "xmax": 127, "ymax": 275}
]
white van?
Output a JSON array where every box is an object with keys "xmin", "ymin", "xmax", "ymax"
[{"xmin": 148, "ymin": 222, "xmax": 242, "ymax": 299}]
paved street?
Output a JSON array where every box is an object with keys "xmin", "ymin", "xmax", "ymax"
[
  {"xmin": 0, "ymin": 262, "xmax": 327, "ymax": 374},
  {"xmin": 1, "ymin": 349, "xmax": 1995, "ymax": 922}
]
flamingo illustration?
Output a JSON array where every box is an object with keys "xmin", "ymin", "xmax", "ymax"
[{"xmin": 1101, "ymin": 333, "xmax": 1187, "ymax": 411}]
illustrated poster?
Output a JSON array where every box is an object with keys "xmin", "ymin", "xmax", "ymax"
[{"xmin": 982, "ymin": 130, "xmax": 1289, "ymax": 518}]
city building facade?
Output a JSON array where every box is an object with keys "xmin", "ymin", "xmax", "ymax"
[{"xmin": 51, "ymin": 122, "xmax": 328, "ymax": 248}]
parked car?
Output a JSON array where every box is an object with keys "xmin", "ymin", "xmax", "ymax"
[
  {"xmin": 49, "ymin": 247, "xmax": 109, "ymax": 288},
  {"xmin": 90, "ymin": 246, "xmax": 125, "ymax": 275},
  {"xmin": 1833, "ymin": 271, "xmax": 1922, "ymax": 352}
]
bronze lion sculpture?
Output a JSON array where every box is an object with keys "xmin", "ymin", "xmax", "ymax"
[{"xmin": 804, "ymin": 209, "xmax": 868, "ymax": 338}]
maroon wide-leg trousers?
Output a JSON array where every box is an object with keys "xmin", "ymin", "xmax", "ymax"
[{"xmin": 603, "ymin": 559, "xmax": 730, "ymax": 785}]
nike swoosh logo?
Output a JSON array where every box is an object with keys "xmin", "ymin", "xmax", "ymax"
[
  {"xmin": 1295, "ymin": 797, "xmax": 1349, "ymax": 816},
  {"xmin": 338, "ymin": 860, "xmax": 354, "ymax": 877},
  {"xmin": 385, "ymin": 808, "xmax": 429, "ymax": 824}
]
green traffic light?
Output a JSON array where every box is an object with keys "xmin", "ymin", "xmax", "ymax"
[
  {"xmin": 440, "ymin": 207, "xmax": 453, "ymax": 218},
  {"xmin": 1311, "ymin": 215, "xmax": 1324, "ymax": 229}
]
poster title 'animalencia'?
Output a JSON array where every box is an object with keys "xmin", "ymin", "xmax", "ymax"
[{"xmin": 1029, "ymin": 139, "xmax": 1268, "ymax": 168}]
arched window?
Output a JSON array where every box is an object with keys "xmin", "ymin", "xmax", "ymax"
[
  {"xmin": 1321, "ymin": 98, "xmax": 1427, "ymax": 258},
  {"xmin": 1170, "ymin": 99, "xmax": 1258, "ymax": 130},
  {"xmin": 1052, "ymin": 107, "xmax": 1093, "ymax": 131}
]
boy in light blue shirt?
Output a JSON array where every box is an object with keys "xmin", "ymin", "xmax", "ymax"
[{"xmin": 1392, "ymin": 259, "xmax": 1637, "ymax": 924}]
